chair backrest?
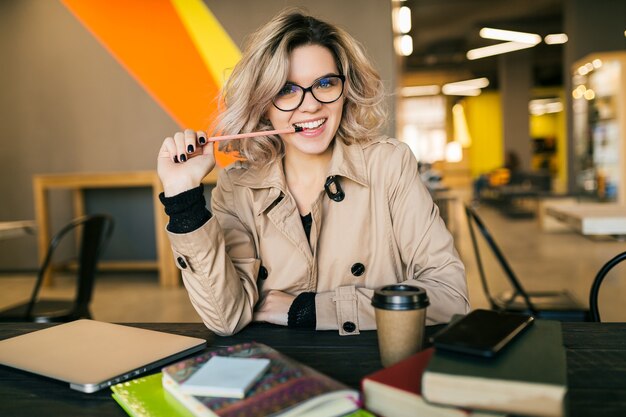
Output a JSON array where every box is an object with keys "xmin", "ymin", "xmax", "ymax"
[
  {"xmin": 26, "ymin": 214, "xmax": 114, "ymax": 318},
  {"xmin": 464, "ymin": 204, "xmax": 537, "ymax": 313},
  {"xmin": 589, "ymin": 251, "xmax": 626, "ymax": 322}
]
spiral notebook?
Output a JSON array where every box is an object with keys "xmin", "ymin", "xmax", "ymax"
[{"xmin": 0, "ymin": 320, "xmax": 206, "ymax": 393}]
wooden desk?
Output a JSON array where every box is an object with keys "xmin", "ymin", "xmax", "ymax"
[
  {"xmin": 33, "ymin": 171, "xmax": 218, "ymax": 287},
  {"xmin": 545, "ymin": 202, "xmax": 626, "ymax": 236},
  {"xmin": 0, "ymin": 221, "xmax": 36, "ymax": 240},
  {"xmin": 0, "ymin": 322, "xmax": 625, "ymax": 417}
]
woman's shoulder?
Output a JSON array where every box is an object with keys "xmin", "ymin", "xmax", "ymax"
[
  {"xmin": 360, "ymin": 136, "xmax": 413, "ymax": 161},
  {"xmin": 214, "ymin": 160, "xmax": 250, "ymax": 190}
]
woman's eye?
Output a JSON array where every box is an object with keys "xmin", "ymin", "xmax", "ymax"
[
  {"xmin": 277, "ymin": 85, "xmax": 297, "ymax": 96},
  {"xmin": 317, "ymin": 78, "xmax": 332, "ymax": 88}
]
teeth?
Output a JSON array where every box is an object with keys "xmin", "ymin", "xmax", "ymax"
[{"xmin": 294, "ymin": 119, "xmax": 326, "ymax": 130}]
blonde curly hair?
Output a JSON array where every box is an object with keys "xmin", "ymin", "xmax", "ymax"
[{"xmin": 214, "ymin": 9, "xmax": 386, "ymax": 166}]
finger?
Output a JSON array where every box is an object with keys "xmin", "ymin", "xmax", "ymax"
[
  {"xmin": 184, "ymin": 129, "xmax": 197, "ymax": 155},
  {"xmin": 173, "ymin": 131, "xmax": 187, "ymax": 162},
  {"xmin": 159, "ymin": 137, "xmax": 179, "ymax": 163},
  {"xmin": 201, "ymin": 140, "xmax": 216, "ymax": 158},
  {"xmin": 196, "ymin": 130, "xmax": 207, "ymax": 147}
]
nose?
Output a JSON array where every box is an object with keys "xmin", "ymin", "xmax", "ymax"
[{"xmin": 298, "ymin": 90, "xmax": 322, "ymax": 112}]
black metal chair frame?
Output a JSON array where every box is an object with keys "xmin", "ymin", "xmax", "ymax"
[
  {"xmin": 0, "ymin": 214, "xmax": 114, "ymax": 322},
  {"xmin": 465, "ymin": 204, "xmax": 589, "ymax": 321},
  {"xmin": 589, "ymin": 251, "xmax": 626, "ymax": 322}
]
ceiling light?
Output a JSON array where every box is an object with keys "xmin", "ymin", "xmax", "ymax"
[
  {"xmin": 592, "ymin": 59, "xmax": 603, "ymax": 68},
  {"xmin": 467, "ymin": 41, "xmax": 536, "ymax": 60},
  {"xmin": 529, "ymin": 98, "xmax": 563, "ymax": 115},
  {"xmin": 479, "ymin": 27, "xmax": 541, "ymax": 44},
  {"xmin": 444, "ymin": 77, "xmax": 490, "ymax": 90},
  {"xmin": 443, "ymin": 78, "xmax": 488, "ymax": 96},
  {"xmin": 442, "ymin": 87, "xmax": 481, "ymax": 96},
  {"xmin": 401, "ymin": 85, "xmax": 441, "ymax": 97},
  {"xmin": 544, "ymin": 33, "xmax": 568, "ymax": 44},
  {"xmin": 398, "ymin": 6, "xmax": 412, "ymax": 34},
  {"xmin": 398, "ymin": 34, "xmax": 413, "ymax": 56}
]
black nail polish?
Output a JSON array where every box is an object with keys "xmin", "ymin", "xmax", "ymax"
[
  {"xmin": 198, "ymin": 137, "xmax": 206, "ymax": 144},
  {"xmin": 187, "ymin": 145, "xmax": 194, "ymax": 153},
  {"xmin": 180, "ymin": 154, "xmax": 187, "ymax": 162},
  {"xmin": 173, "ymin": 155, "xmax": 179, "ymax": 163}
]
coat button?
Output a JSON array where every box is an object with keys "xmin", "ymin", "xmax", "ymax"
[
  {"xmin": 177, "ymin": 257, "xmax": 187, "ymax": 269},
  {"xmin": 342, "ymin": 321, "xmax": 356, "ymax": 333},
  {"xmin": 351, "ymin": 263, "xmax": 365, "ymax": 276},
  {"xmin": 258, "ymin": 266, "xmax": 268, "ymax": 280}
]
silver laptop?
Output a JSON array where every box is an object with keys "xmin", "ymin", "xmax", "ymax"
[{"xmin": 0, "ymin": 319, "xmax": 206, "ymax": 393}]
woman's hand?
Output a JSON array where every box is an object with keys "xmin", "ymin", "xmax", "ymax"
[
  {"xmin": 254, "ymin": 290, "xmax": 295, "ymax": 326},
  {"xmin": 157, "ymin": 129, "xmax": 216, "ymax": 196}
]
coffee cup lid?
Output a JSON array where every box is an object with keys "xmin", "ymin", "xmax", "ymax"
[{"xmin": 371, "ymin": 284, "xmax": 430, "ymax": 311}]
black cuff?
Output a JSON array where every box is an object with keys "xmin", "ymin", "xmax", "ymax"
[
  {"xmin": 159, "ymin": 185, "xmax": 212, "ymax": 234},
  {"xmin": 288, "ymin": 292, "xmax": 316, "ymax": 329}
]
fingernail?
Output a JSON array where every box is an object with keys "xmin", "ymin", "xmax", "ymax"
[
  {"xmin": 187, "ymin": 144, "xmax": 194, "ymax": 153},
  {"xmin": 198, "ymin": 137, "xmax": 206, "ymax": 145},
  {"xmin": 180, "ymin": 154, "xmax": 187, "ymax": 162},
  {"xmin": 173, "ymin": 155, "xmax": 179, "ymax": 163}
]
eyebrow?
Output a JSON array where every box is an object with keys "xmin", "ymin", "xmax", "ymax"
[{"xmin": 284, "ymin": 73, "xmax": 340, "ymax": 85}]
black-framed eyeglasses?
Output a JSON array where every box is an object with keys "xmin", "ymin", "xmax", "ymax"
[{"xmin": 272, "ymin": 75, "xmax": 345, "ymax": 112}]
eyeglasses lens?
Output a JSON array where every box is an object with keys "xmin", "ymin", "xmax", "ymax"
[{"xmin": 273, "ymin": 76, "xmax": 344, "ymax": 111}]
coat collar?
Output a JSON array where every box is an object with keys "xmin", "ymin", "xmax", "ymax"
[{"xmin": 232, "ymin": 138, "xmax": 370, "ymax": 191}]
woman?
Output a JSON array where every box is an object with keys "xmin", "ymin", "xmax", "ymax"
[{"xmin": 157, "ymin": 10, "xmax": 469, "ymax": 336}]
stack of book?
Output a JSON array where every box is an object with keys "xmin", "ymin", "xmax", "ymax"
[
  {"xmin": 361, "ymin": 320, "xmax": 567, "ymax": 417},
  {"xmin": 111, "ymin": 341, "xmax": 370, "ymax": 417}
]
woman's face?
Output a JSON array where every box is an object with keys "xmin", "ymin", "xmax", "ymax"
[{"xmin": 267, "ymin": 44, "xmax": 345, "ymax": 159}]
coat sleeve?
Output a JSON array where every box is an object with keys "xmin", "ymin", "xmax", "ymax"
[
  {"xmin": 387, "ymin": 142, "xmax": 470, "ymax": 324},
  {"xmin": 165, "ymin": 171, "xmax": 260, "ymax": 336},
  {"xmin": 314, "ymin": 142, "xmax": 470, "ymax": 334}
]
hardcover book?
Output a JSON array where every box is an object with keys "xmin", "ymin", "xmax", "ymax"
[
  {"xmin": 422, "ymin": 320, "xmax": 567, "ymax": 417},
  {"xmin": 161, "ymin": 342, "xmax": 360, "ymax": 417},
  {"xmin": 362, "ymin": 347, "xmax": 498, "ymax": 417}
]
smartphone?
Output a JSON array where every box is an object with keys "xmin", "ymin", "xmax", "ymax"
[{"xmin": 431, "ymin": 309, "xmax": 534, "ymax": 357}]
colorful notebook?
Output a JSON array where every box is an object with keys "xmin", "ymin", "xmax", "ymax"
[
  {"xmin": 111, "ymin": 372, "xmax": 194, "ymax": 417},
  {"xmin": 161, "ymin": 342, "xmax": 360, "ymax": 417}
]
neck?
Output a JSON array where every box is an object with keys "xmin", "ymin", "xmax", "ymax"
[{"xmin": 283, "ymin": 146, "xmax": 333, "ymax": 190}]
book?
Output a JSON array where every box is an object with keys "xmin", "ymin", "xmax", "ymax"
[
  {"xmin": 111, "ymin": 372, "xmax": 195, "ymax": 417},
  {"xmin": 180, "ymin": 356, "xmax": 271, "ymax": 398},
  {"xmin": 110, "ymin": 371, "xmax": 369, "ymax": 417},
  {"xmin": 422, "ymin": 320, "xmax": 567, "ymax": 417},
  {"xmin": 161, "ymin": 342, "xmax": 360, "ymax": 417},
  {"xmin": 362, "ymin": 347, "xmax": 498, "ymax": 417}
]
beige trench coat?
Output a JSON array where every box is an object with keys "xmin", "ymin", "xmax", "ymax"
[{"xmin": 166, "ymin": 137, "xmax": 470, "ymax": 336}]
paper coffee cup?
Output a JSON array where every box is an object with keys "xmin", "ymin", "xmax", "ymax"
[{"xmin": 372, "ymin": 285, "xmax": 429, "ymax": 367}]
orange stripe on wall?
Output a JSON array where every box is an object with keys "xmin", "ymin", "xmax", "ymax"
[{"xmin": 61, "ymin": 0, "xmax": 235, "ymax": 166}]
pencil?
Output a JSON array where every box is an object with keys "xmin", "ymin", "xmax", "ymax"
[{"xmin": 207, "ymin": 126, "xmax": 303, "ymax": 142}]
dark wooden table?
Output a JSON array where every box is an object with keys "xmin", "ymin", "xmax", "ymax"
[{"xmin": 1, "ymin": 322, "xmax": 625, "ymax": 416}]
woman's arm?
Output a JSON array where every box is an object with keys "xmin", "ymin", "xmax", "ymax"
[
  {"xmin": 386, "ymin": 142, "xmax": 470, "ymax": 324},
  {"xmin": 158, "ymin": 130, "xmax": 260, "ymax": 336}
]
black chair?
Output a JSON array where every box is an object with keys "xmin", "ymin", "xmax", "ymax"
[
  {"xmin": 0, "ymin": 214, "xmax": 114, "ymax": 322},
  {"xmin": 589, "ymin": 251, "xmax": 626, "ymax": 322},
  {"xmin": 465, "ymin": 204, "xmax": 589, "ymax": 321}
]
